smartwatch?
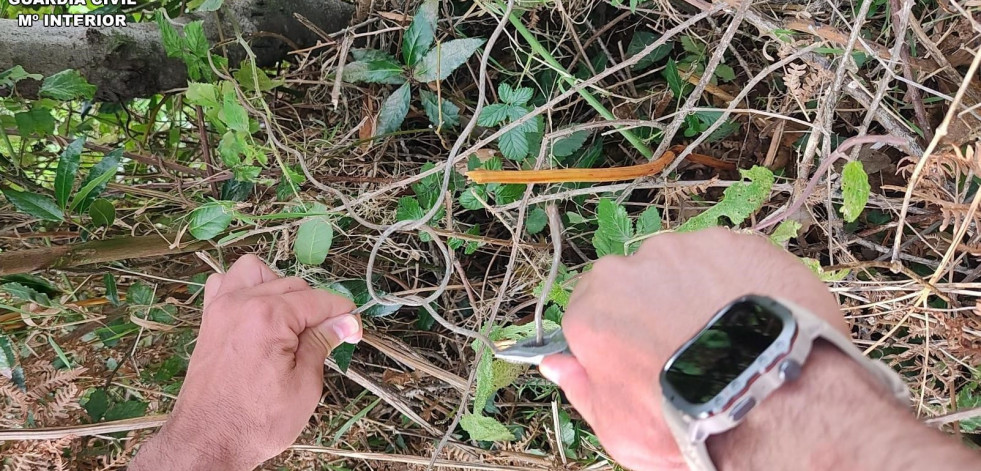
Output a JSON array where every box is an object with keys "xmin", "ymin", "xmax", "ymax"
[{"xmin": 659, "ymin": 295, "xmax": 909, "ymax": 471}]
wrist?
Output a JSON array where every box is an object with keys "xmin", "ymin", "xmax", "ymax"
[{"xmin": 131, "ymin": 416, "xmax": 257, "ymax": 471}]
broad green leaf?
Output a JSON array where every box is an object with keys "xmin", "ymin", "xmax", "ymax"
[
  {"xmin": 88, "ymin": 198, "xmax": 115, "ymax": 227},
  {"xmin": 75, "ymin": 149, "xmax": 121, "ymax": 212},
  {"xmin": 694, "ymin": 111, "xmax": 740, "ymax": 143},
  {"xmin": 233, "ymin": 63, "xmax": 283, "ymax": 92},
  {"xmin": 84, "ymin": 389, "xmax": 109, "ymax": 422},
  {"xmin": 221, "ymin": 179, "xmax": 254, "ymax": 201},
  {"xmin": 128, "ymin": 281, "xmax": 155, "ymax": 306},
  {"xmin": 841, "ymin": 160, "xmax": 870, "ymax": 223},
  {"xmin": 477, "ymin": 103, "xmax": 510, "ymax": 127},
  {"xmin": 222, "ymin": 89, "xmax": 250, "ymax": 132},
  {"xmin": 185, "ymin": 82, "xmax": 219, "ymax": 108},
  {"xmin": 342, "ymin": 60, "xmax": 407, "ymax": 84},
  {"xmin": 332, "ymin": 343, "xmax": 356, "ymax": 373},
  {"xmin": 627, "ymin": 31, "xmax": 673, "ymax": 70},
  {"xmin": 0, "ymin": 335, "xmax": 24, "ymax": 390},
  {"xmin": 499, "ymin": 127, "xmax": 529, "ymax": 161},
  {"xmin": 14, "ymin": 107, "xmax": 55, "ymax": 136},
  {"xmin": 769, "ymin": 220, "xmax": 801, "ymax": 246},
  {"xmin": 551, "ymin": 130, "xmax": 589, "ymax": 158},
  {"xmin": 375, "ymin": 82, "xmax": 411, "ymax": 136},
  {"xmin": 525, "ymin": 207, "xmax": 547, "ymax": 234},
  {"xmin": 156, "ymin": 12, "xmax": 182, "ymax": 57},
  {"xmin": 39, "ymin": 69, "xmax": 96, "ymax": 100},
  {"xmin": 663, "ymin": 59, "xmax": 690, "ymax": 97},
  {"xmin": 801, "ymin": 258, "xmax": 850, "ymax": 282},
  {"xmin": 54, "ymin": 137, "xmax": 85, "ymax": 209},
  {"xmin": 350, "ymin": 48, "xmax": 396, "ymax": 62},
  {"xmin": 1, "ymin": 282, "xmax": 51, "ymax": 306},
  {"xmin": 678, "ymin": 166, "xmax": 774, "ymax": 232},
  {"xmin": 294, "ymin": 217, "xmax": 334, "ymax": 265},
  {"xmin": 218, "ymin": 130, "xmax": 247, "ymax": 167},
  {"xmin": 103, "ymin": 400, "xmax": 148, "ymax": 421},
  {"xmin": 681, "ymin": 35, "xmax": 705, "ymax": 55},
  {"xmin": 461, "ymin": 413, "xmax": 514, "ymax": 442},
  {"xmin": 714, "ymin": 63, "xmax": 736, "ymax": 82},
  {"xmin": 634, "ymin": 205, "xmax": 662, "ymax": 236},
  {"xmin": 499, "ymin": 83, "xmax": 533, "ymax": 105},
  {"xmin": 2, "ymin": 189, "xmax": 63, "ymax": 221},
  {"xmin": 493, "ymin": 184, "xmax": 525, "ymax": 205},
  {"xmin": 459, "ymin": 185, "xmax": 487, "ymax": 210},
  {"xmin": 412, "ymin": 38, "xmax": 485, "ymax": 82},
  {"xmin": 0, "ymin": 65, "xmax": 42, "ymax": 87},
  {"xmin": 195, "ymin": 0, "xmax": 223, "ymax": 12},
  {"xmin": 183, "ymin": 21, "xmax": 210, "ymax": 59},
  {"xmin": 403, "ymin": 0, "xmax": 438, "ymax": 65},
  {"xmin": 592, "ymin": 198, "xmax": 633, "ymax": 256},
  {"xmin": 188, "ymin": 202, "xmax": 234, "ymax": 240},
  {"xmin": 956, "ymin": 384, "xmax": 981, "ymax": 432},
  {"xmin": 103, "ymin": 273, "xmax": 120, "ymax": 306},
  {"xmin": 396, "ymin": 196, "xmax": 425, "ymax": 221},
  {"xmin": 419, "ymin": 90, "xmax": 460, "ymax": 128}
]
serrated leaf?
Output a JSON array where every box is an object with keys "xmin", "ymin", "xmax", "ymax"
[
  {"xmin": 84, "ymin": 389, "xmax": 108, "ymax": 422},
  {"xmin": 1, "ymin": 282, "xmax": 51, "ymax": 306},
  {"xmin": 403, "ymin": 0, "xmax": 437, "ymax": 65},
  {"xmin": 39, "ymin": 69, "xmax": 96, "ymax": 100},
  {"xmin": 54, "ymin": 137, "xmax": 85, "ymax": 209},
  {"xmin": 592, "ymin": 198, "xmax": 633, "ymax": 257},
  {"xmin": 233, "ymin": 63, "xmax": 283, "ymax": 92},
  {"xmin": 2, "ymin": 189, "xmax": 63, "ymax": 221},
  {"xmin": 769, "ymin": 220, "xmax": 801, "ymax": 246},
  {"xmin": 459, "ymin": 186, "xmax": 487, "ymax": 210},
  {"xmin": 350, "ymin": 48, "xmax": 396, "ymax": 62},
  {"xmin": 342, "ymin": 60, "xmax": 407, "ymax": 84},
  {"xmin": 419, "ymin": 89, "xmax": 460, "ymax": 128},
  {"xmin": 634, "ymin": 205, "xmax": 662, "ymax": 236},
  {"xmin": 221, "ymin": 89, "xmax": 249, "ymax": 132},
  {"xmin": 376, "ymin": 82, "xmax": 411, "ymax": 136},
  {"xmin": 499, "ymin": 128, "xmax": 529, "ymax": 161},
  {"xmin": 332, "ymin": 342, "xmax": 356, "ymax": 373},
  {"xmin": 493, "ymin": 184, "xmax": 525, "ymax": 205},
  {"xmin": 88, "ymin": 198, "xmax": 115, "ymax": 227},
  {"xmin": 188, "ymin": 202, "xmax": 234, "ymax": 240},
  {"xmin": 128, "ymin": 281, "xmax": 155, "ymax": 306},
  {"xmin": 185, "ymin": 82, "xmax": 219, "ymax": 108},
  {"xmin": 461, "ymin": 413, "xmax": 514, "ymax": 441},
  {"xmin": 103, "ymin": 400, "xmax": 147, "ymax": 422},
  {"xmin": 156, "ymin": 12, "xmax": 182, "ymax": 57},
  {"xmin": 500, "ymin": 83, "xmax": 533, "ymax": 105},
  {"xmin": 841, "ymin": 160, "xmax": 870, "ymax": 223},
  {"xmin": 294, "ymin": 217, "xmax": 333, "ymax": 265},
  {"xmin": 525, "ymin": 207, "xmax": 547, "ymax": 234},
  {"xmin": 195, "ymin": 0, "xmax": 223, "ymax": 12},
  {"xmin": 74, "ymin": 149, "xmax": 121, "ymax": 212},
  {"xmin": 396, "ymin": 196, "xmax": 425, "ymax": 221},
  {"xmin": 663, "ymin": 59, "xmax": 688, "ymax": 97},
  {"xmin": 0, "ymin": 65, "xmax": 42, "ymax": 87},
  {"xmin": 627, "ymin": 31, "xmax": 673, "ymax": 70},
  {"xmin": 103, "ymin": 273, "xmax": 120, "ymax": 306},
  {"xmin": 14, "ymin": 107, "xmax": 55, "ymax": 136},
  {"xmin": 412, "ymin": 38, "xmax": 485, "ymax": 82},
  {"xmin": 714, "ymin": 63, "xmax": 736, "ymax": 82},
  {"xmin": 551, "ymin": 130, "xmax": 589, "ymax": 158},
  {"xmin": 477, "ymin": 103, "xmax": 510, "ymax": 127},
  {"xmin": 678, "ymin": 166, "xmax": 774, "ymax": 232}
]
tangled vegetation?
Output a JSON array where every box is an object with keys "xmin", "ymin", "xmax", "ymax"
[{"xmin": 1, "ymin": 0, "xmax": 980, "ymax": 468}]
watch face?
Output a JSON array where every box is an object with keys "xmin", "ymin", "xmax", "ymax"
[{"xmin": 663, "ymin": 298, "xmax": 788, "ymax": 406}]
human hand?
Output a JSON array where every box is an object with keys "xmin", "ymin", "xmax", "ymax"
[
  {"xmin": 131, "ymin": 255, "xmax": 361, "ymax": 471},
  {"xmin": 540, "ymin": 228, "xmax": 847, "ymax": 470}
]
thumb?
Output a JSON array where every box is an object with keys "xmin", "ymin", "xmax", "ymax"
[
  {"xmin": 539, "ymin": 354, "xmax": 595, "ymax": 424},
  {"xmin": 296, "ymin": 314, "xmax": 363, "ymax": 371}
]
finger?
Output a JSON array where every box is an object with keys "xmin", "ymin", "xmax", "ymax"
[
  {"xmin": 217, "ymin": 254, "xmax": 279, "ymax": 295},
  {"xmin": 295, "ymin": 313, "xmax": 362, "ymax": 373},
  {"xmin": 274, "ymin": 289, "xmax": 358, "ymax": 336},
  {"xmin": 245, "ymin": 276, "xmax": 311, "ymax": 298},
  {"xmin": 203, "ymin": 273, "xmax": 224, "ymax": 307},
  {"xmin": 540, "ymin": 354, "xmax": 595, "ymax": 424}
]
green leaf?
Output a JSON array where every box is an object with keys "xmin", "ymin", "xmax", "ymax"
[
  {"xmin": 188, "ymin": 202, "xmax": 234, "ymax": 240},
  {"xmin": 592, "ymin": 198, "xmax": 633, "ymax": 257},
  {"xmin": 54, "ymin": 137, "xmax": 85, "ymax": 209},
  {"xmin": 459, "ymin": 185, "xmax": 487, "ymax": 210},
  {"xmin": 841, "ymin": 160, "xmax": 870, "ymax": 223},
  {"xmin": 156, "ymin": 12, "xmax": 182, "ymax": 57},
  {"xmin": 678, "ymin": 166, "xmax": 775, "ymax": 232},
  {"xmin": 499, "ymin": 127, "xmax": 529, "ymax": 161},
  {"xmin": 419, "ymin": 90, "xmax": 460, "ymax": 128},
  {"xmin": 525, "ymin": 207, "xmax": 547, "ymax": 234},
  {"xmin": 332, "ymin": 343, "xmax": 356, "ymax": 373},
  {"xmin": 627, "ymin": 31, "xmax": 673, "ymax": 70},
  {"xmin": 294, "ymin": 217, "xmax": 334, "ymax": 265},
  {"xmin": 714, "ymin": 63, "xmax": 736, "ymax": 82},
  {"xmin": 0, "ymin": 65, "xmax": 42, "ymax": 87},
  {"xmin": 477, "ymin": 103, "xmax": 511, "ymax": 127},
  {"xmin": 499, "ymin": 83, "xmax": 533, "ymax": 105},
  {"xmin": 493, "ymin": 184, "xmax": 525, "ymax": 205},
  {"xmin": 551, "ymin": 130, "xmax": 589, "ymax": 158},
  {"xmin": 14, "ymin": 107, "xmax": 55, "ymax": 136},
  {"xmin": 103, "ymin": 400, "xmax": 147, "ymax": 422},
  {"xmin": 0, "ymin": 334, "xmax": 25, "ymax": 390},
  {"xmin": 128, "ymin": 281, "xmax": 155, "ymax": 306},
  {"xmin": 183, "ymin": 20, "xmax": 210, "ymax": 59},
  {"xmin": 185, "ymin": 82, "xmax": 219, "ymax": 108},
  {"xmin": 1, "ymin": 282, "xmax": 51, "ymax": 306},
  {"xmin": 461, "ymin": 413, "xmax": 514, "ymax": 442},
  {"xmin": 663, "ymin": 59, "xmax": 688, "ymax": 97},
  {"xmin": 195, "ymin": 0, "xmax": 223, "ymax": 12},
  {"xmin": 412, "ymin": 38, "xmax": 485, "ymax": 82},
  {"xmin": 681, "ymin": 35, "xmax": 705, "ymax": 55},
  {"xmin": 375, "ymin": 82, "xmax": 412, "ymax": 136},
  {"xmin": 103, "ymin": 273, "xmax": 120, "ymax": 306},
  {"xmin": 403, "ymin": 0, "xmax": 437, "ymax": 65},
  {"xmin": 350, "ymin": 48, "xmax": 396, "ymax": 62},
  {"xmin": 396, "ymin": 196, "xmax": 425, "ymax": 221},
  {"xmin": 634, "ymin": 205, "xmax": 662, "ymax": 236},
  {"xmin": 74, "ymin": 149, "xmax": 121, "ymax": 212},
  {"xmin": 221, "ymin": 89, "xmax": 249, "ymax": 132},
  {"xmin": 694, "ymin": 110, "xmax": 740, "ymax": 143},
  {"xmin": 84, "ymin": 389, "xmax": 108, "ymax": 422},
  {"xmin": 39, "ymin": 69, "xmax": 96, "ymax": 100},
  {"xmin": 233, "ymin": 63, "xmax": 282, "ymax": 92},
  {"xmin": 769, "ymin": 220, "xmax": 801, "ymax": 246},
  {"xmin": 88, "ymin": 198, "xmax": 115, "ymax": 227},
  {"xmin": 2, "ymin": 189, "xmax": 63, "ymax": 221},
  {"xmin": 342, "ymin": 60, "xmax": 407, "ymax": 84}
]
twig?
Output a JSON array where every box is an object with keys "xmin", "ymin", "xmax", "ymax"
[{"xmin": 194, "ymin": 105, "xmax": 219, "ymax": 198}]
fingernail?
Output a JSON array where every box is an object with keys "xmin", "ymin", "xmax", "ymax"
[
  {"xmin": 331, "ymin": 315, "xmax": 361, "ymax": 343},
  {"xmin": 539, "ymin": 362, "xmax": 560, "ymax": 383}
]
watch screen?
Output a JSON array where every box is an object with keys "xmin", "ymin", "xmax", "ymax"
[{"xmin": 664, "ymin": 300, "xmax": 785, "ymax": 405}]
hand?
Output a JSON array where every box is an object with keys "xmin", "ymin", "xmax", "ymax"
[
  {"xmin": 131, "ymin": 255, "xmax": 361, "ymax": 471},
  {"xmin": 540, "ymin": 228, "xmax": 847, "ymax": 470}
]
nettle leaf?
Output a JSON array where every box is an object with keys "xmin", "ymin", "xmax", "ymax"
[
  {"xmin": 221, "ymin": 89, "xmax": 250, "ymax": 132},
  {"xmin": 40, "ymin": 69, "xmax": 96, "ymax": 101},
  {"xmin": 678, "ymin": 166, "xmax": 775, "ymax": 232},
  {"xmin": 14, "ymin": 107, "xmax": 55, "ymax": 136},
  {"xmin": 714, "ymin": 63, "xmax": 736, "ymax": 82},
  {"xmin": 412, "ymin": 38, "xmax": 485, "ymax": 82},
  {"xmin": 332, "ymin": 343, "xmax": 356, "ymax": 373},
  {"xmin": 188, "ymin": 202, "xmax": 234, "ymax": 240},
  {"xmin": 88, "ymin": 198, "xmax": 116, "ymax": 227},
  {"xmin": 493, "ymin": 184, "xmax": 525, "ymax": 206},
  {"xmin": 156, "ymin": 12, "xmax": 182, "ymax": 57},
  {"xmin": 635, "ymin": 205, "xmax": 662, "ymax": 237},
  {"xmin": 0, "ymin": 65, "xmax": 42, "ymax": 87},
  {"xmin": 2, "ymin": 282, "xmax": 51, "ymax": 306},
  {"xmin": 376, "ymin": 82, "xmax": 412, "ymax": 136},
  {"xmin": 499, "ymin": 83, "xmax": 533, "ymax": 105},
  {"xmin": 396, "ymin": 196, "xmax": 425, "ymax": 221},
  {"xmin": 841, "ymin": 160, "xmax": 870, "ymax": 223},
  {"xmin": 525, "ymin": 207, "xmax": 547, "ymax": 234},
  {"xmin": 769, "ymin": 220, "xmax": 801, "ymax": 246},
  {"xmin": 403, "ymin": 0, "xmax": 437, "ymax": 65},
  {"xmin": 551, "ymin": 130, "xmax": 589, "ymax": 158},
  {"xmin": 294, "ymin": 217, "xmax": 334, "ymax": 265},
  {"xmin": 2, "ymin": 189, "xmax": 63, "ymax": 221},
  {"xmin": 185, "ymin": 82, "xmax": 219, "ymax": 108},
  {"xmin": 459, "ymin": 185, "xmax": 487, "ymax": 210},
  {"xmin": 54, "ymin": 137, "xmax": 85, "ymax": 209},
  {"xmin": 342, "ymin": 60, "xmax": 407, "ymax": 85},
  {"xmin": 694, "ymin": 110, "xmax": 740, "ymax": 143},
  {"xmin": 477, "ymin": 103, "xmax": 510, "ymax": 127},
  {"xmin": 461, "ymin": 413, "xmax": 514, "ymax": 442},
  {"xmin": 195, "ymin": 0, "xmax": 223, "ymax": 12},
  {"xmin": 663, "ymin": 59, "xmax": 690, "ymax": 97},
  {"xmin": 592, "ymin": 198, "xmax": 633, "ymax": 257},
  {"xmin": 499, "ymin": 128, "xmax": 529, "ymax": 161},
  {"xmin": 627, "ymin": 31, "xmax": 673, "ymax": 70},
  {"xmin": 419, "ymin": 89, "xmax": 460, "ymax": 128},
  {"xmin": 128, "ymin": 281, "xmax": 155, "ymax": 306}
]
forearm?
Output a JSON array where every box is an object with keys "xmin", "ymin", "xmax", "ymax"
[
  {"xmin": 130, "ymin": 420, "xmax": 252, "ymax": 471},
  {"xmin": 709, "ymin": 344, "xmax": 979, "ymax": 470}
]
